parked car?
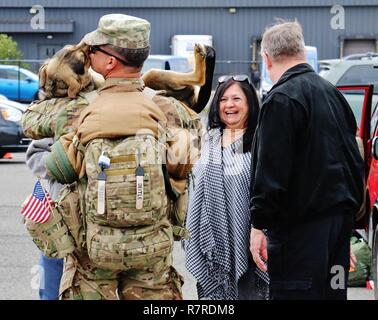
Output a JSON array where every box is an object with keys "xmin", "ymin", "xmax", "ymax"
[
  {"xmin": 141, "ymin": 55, "xmax": 192, "ymax": 74},
  {"xmin": 318, "ymin": 59, "xmax": 340, "ymax": 76},
  {"xmin": 320, "ymin": 53, "xmax": 378, "ymax": 121},
  {"xmin": 323, "ymin": 57, "xmax": 378, "ymax": 269},
  {"xmin": 320, "ymin": 54, "xmax": 378, "ymax": 88},
  {"xmin": 0, "ymin": 95, "xmax": 30, "ymax": 157},
  {"xmin": 0, "ymin": 65, "xmax": 39, "ymax": 102},
  {"xmin": 367, "ymin": 102, "xmax": 378, "ymax": 299},
  {"xmin": 318, "ymin": 53, "xmax": 378, "ymax": 79},
  {"xmin": 335, "ymin": 83, "xmax": 378, "ymax": 297},
  {"xmin": 343, "ymin": 52, "xmax": 378, "ymax": 61}
]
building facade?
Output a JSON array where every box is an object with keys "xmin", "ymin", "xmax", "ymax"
[{"xmin": 0, "ymin": 0, "xmax": 377, "ymax": 77}]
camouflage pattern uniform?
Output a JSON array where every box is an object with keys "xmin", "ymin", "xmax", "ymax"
[
  {"xmin": 56, "ymin": 78, "xmax": 193, "ymax": 300},
  {"xmin": 22, "ymin": 95, "xmax": 89, "ymax": 141},
  {"xmin": 23, "ymin": 14, "xmax": 197, "ymax": 300}
]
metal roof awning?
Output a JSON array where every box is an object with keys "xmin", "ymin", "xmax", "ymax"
[
  {"xmin": 0, "ymin": 20, "xmax": 74, "ymax": 33},
  {"xmin": 2, "ymin": 0, "xmax": 378, "ymax": 8}
]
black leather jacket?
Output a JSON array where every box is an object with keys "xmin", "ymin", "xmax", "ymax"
[{"xmin": 250, "ymin": 63, "xmax": 364, "ymax": 229}]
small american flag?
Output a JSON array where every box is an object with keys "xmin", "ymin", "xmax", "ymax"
[{"xmin": 21, "ymin": 181, "xmax": 54, "ymax": 223}]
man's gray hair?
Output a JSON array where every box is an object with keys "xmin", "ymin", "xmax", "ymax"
[{"xmin": 261, "ymin": 20, "xmax": 305, "ymax": 62}]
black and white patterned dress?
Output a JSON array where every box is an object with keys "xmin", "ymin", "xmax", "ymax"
[{"xmin": 184, "ymin": 128, "xmax": 268, "ymax": 300}]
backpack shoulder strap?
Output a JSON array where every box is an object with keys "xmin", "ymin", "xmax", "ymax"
[
  {"xmin": 142, "ymin": 87, "xmax": 179, "ymax": 202},
  {"xmin": 81, "ymin": 90, "xmax": 99, "ymax": 104},
  {"xmin": 142, "ymin": 87, "xmax": 157, "ymax": 100}
]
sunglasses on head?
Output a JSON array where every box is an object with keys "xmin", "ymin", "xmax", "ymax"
[
  {"xmin": 218, "ymin": 74, "xmax": 251, "ymax": 84},
  {"xmin": 89, "ymin": 45, "xmax": 127, "ymax": 65}
]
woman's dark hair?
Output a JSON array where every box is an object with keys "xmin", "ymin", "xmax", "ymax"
[{"xmin": 208, "ymin": 78, "xmax": 260, "ymax": 153}]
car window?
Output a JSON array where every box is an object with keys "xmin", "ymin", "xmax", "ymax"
[
  {"xmin": 20, "ymin": 68, "xmax": 38, "ymax": 80},
  {"xmin": 339, "ymin": 92, "xmax": 364, "ymax": 126},
  {"xmin": 0, "ymin": 69, "xmax": 27, "ymax": 80},
  {"xmin": 4, "ymin": 70, "xmax": 19, "ymax": 80},
  {"xmin": 371, "ymin": 101, "xmax": 378, "ymax": 138},
  {"xmin": 338, "ymin": 87, "xmax": 369, "ymax": 129},
  {"xmin": 336, "ymin": 65, "xmax": 378, "ymax": 93},
  {"xmin": 0, "ymin": 70, "xmax": 7, "ymax": 78},
  {"xmin": 16, "ymin": 70, "xmax": 28, "ymax": 81}
]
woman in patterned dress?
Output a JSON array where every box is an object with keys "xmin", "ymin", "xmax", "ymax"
[{"xmin": 185, "ymin": 75, "xmax": 268, "ymax": 300}]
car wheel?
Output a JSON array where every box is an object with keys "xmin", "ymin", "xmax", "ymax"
[{"xmin": 373, "ymin": 224, "xmax": 378, "ymax": 299}]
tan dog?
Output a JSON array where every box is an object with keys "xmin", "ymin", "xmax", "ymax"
[
  {"xmin": 38, "ymin": 43, "xmax": 96, "ymax": 99},
  {"xmin": 38, "ymin": 42, "xmax": 215, "ymax": 113}
]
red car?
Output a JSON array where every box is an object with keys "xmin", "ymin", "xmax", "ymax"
[
  {"xmin": 368, "ymin": 99, "xmax": 378, "ymax": 299},
  {"xmin": 337, "ymin": 84, "xmax": 378, "ymax": 297}
]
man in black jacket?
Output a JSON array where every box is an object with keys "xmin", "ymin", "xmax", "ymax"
[{"xmin": 249, "ymin": 21, "xmax": 364, "ymax": 300}]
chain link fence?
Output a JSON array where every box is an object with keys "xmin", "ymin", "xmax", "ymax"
[
  {"xmin": 0, "ymin": 58, "xmax": 262, "ymax": 102},
  {"xmin": 0, "ymin": 59, "xmax": 44, "ymax": 73}
]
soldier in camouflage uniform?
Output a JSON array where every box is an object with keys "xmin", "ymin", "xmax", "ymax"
[
  {"xmin": 22, "ymin": 88, "xmax": 91, "ymax": 300},
  {"xmin": 22, "ymin": 14, "xmax": 200, "ymax": 300}
]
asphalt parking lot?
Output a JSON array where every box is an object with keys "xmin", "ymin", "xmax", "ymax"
[{"xmin": 0, "ymin": 153, "xmax": 373, "ymax": 300}]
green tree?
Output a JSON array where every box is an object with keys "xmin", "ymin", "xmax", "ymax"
[{"xmin": 0, "ymin": 34, "xmax": 23, "ymax": 64}]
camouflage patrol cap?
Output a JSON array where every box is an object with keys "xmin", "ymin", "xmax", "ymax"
[{"xmin": 83, "ymin": 14, "xmax": 150, "ymax": 49}]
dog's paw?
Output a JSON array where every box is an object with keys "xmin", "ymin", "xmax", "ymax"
[{"xmin": 194, "ymin": 43, "xmax": 207, "ymax": 59}]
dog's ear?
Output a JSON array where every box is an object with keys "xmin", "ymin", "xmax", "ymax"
[
  {"xmin": 64, "ymin": 47, "xmax": 89, "ymax": 76},
  {"xmin": 69, "ymin": 57, "xmax": 85, "ymax": 75},
  {"xmin": 38, "ymin": 61, "xmax": 48, "ymax": 88}
]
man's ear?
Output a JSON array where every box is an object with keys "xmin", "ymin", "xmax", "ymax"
[
  {"xmin": 105, "ymin": 57, "xmax": 118, "ymax": 71},
  {"xmin": 263, "ymin": 52, "xmax": 273, "ymax": 70}
]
